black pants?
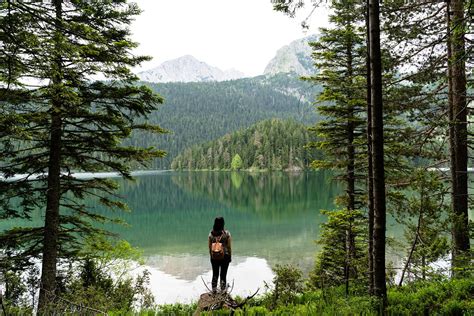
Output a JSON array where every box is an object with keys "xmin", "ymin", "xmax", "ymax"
[{"xmin": 211, "ymin": 258, "xmax": 230, "ymax": 290}]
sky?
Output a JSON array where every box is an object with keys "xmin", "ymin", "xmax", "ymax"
[{"xmin": 130, "ymin": 0, "xmax": 329, "ymax": 76}]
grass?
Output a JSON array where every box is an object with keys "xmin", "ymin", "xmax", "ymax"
[{"xmin": 128, "ymin": 277, "xmax": 473, "ymax": 315}]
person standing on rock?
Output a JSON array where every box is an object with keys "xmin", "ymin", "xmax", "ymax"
[{"xmin": 208, "ymin": 216, "xmax": 232, "ymax": 293}]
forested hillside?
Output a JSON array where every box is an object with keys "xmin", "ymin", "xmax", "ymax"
[
  {"xmin": 126, "ymin": 73, "xmax": 321, "ymax": 169},
  {"xmin": 171, "ymin": 119, "xmax": 320, "ymax": 171}
]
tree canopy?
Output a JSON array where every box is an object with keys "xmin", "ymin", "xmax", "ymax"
[{"xmin": 0, "ymin": 0, "xmax": 165, "ymax": 309}]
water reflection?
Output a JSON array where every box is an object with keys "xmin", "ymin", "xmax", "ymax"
[
  {"xmin": 141, "ymin": 255, "xmax": 274, "ymax": 305},
  {"xmin": 3, "ymin": 171, "xmax": 470, "ymax": 304},
  {"xmin": 3, "ymin": 171, "xmax": 341, "ymax": 304},
  {"xmin": 88, "ymin": 171, "xmax": 342, "ymax": 303},
  {"xmin": 100, "ymin": 171, "xmax": 339, "ymax": 269}
]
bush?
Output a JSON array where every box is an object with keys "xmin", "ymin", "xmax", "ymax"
[
  {"xmin": 154, "ymin": 302, "xmax": 197, "ymax": 315},
  {"xmin": 265, "ymin": 264, "xmax": 304, "ymax": 309},
  {"xmin": 60, "ymin": 260, "xmax": 155, "ymax": 313},
  {"xmin": 128, "ymin": 277, "xmax": 473, "ymax": 315},
  {"xmin": 387, "ymin": 278, "xmax": 474, "ymax": 315}
]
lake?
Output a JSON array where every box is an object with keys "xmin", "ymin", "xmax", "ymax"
[
  {"xmin": 97, "ymin": 170, "xmax": 341, "ymax": 304},
  {"xmin": 2, "ymin": 170, "xmax": 446, "ymax": 304}
]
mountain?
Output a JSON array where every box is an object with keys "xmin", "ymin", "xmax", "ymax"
[
  {"xmin": 128, "ymin": 36, "xmax": 322, "ymax": 169},
  {"xmin": 263, "ymin": 35, "xmax": 317, "ymax": 76},
  {"xmin": 137, "ymin": 55, "xmax": 246, "ymax": 83},
  {"xmin": 128, "ymin": 73, "xmax": 321, "ymax": 169}
]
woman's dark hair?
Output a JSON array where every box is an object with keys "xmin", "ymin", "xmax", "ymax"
[{"xmin": 213, "ymin": 217, "xmax": 225, "ymax": 232}]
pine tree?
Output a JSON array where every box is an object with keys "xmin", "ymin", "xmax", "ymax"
[
  {"xmin": 231, "ymin": 154, "xmax": 243, "ymax": 170},
  {"xmin": 272, "ymin": 0, "xmax": 473, "ymax": 303},
  {"xmin": 305, "ymin": 0, "xmax": 367, "ymax": 295},
  {"xmin": 447, "ymin": 0, "xmax": 470, "ymax": 276},
  {"xmin": 368, "ymin": 0, "xmax": 386, "ymax": 302},
  {"xmin": 271, "ymin": 0, "xmax": 388, "ymax": 301},
  {"xmin": 382, "ymin": 0, "xmax": 472, "ymax": 276},
  {"xmin": 0, "ymin": 0, "xmax": 165, "ymax": 310},
  {"xmin": 308, "ymin": 209, "xmax": 367, "ymax": 291}
]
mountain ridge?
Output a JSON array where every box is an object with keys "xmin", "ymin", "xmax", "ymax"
[
  {"xmin": 128, "ymin": 36, "xmax": 322, "ymax": 169},
  {"xmin": 137, "ymin": 35, "xmax": 318, "ymax": 83},
  {"xmin": 137, "ymin": 55, "xmax": 247, "ymax": 83}
]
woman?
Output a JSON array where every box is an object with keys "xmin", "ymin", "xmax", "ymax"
[{"xmin": 208, "ymin": 216, "xmax": 232, "ymax": 293}]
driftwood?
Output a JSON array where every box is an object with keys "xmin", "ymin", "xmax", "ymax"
[{"xmin": 194, "ymin": 278, "xmax": 259, "ymax": 315}]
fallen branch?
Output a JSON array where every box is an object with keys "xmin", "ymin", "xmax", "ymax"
[
  {"xmin": 234, "ymin": 288, "xmax": 260, "ymax": 309},
  {"xmin": 200, "ymin": 276, "xmax": 213, "ymax": 293}
]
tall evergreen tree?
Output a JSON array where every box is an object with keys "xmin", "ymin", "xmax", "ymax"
[
  {"xmin": 272, "ymin": 0, "xmax": 388, "ymax": 302},
  {"xmin": 368, "ymin": 0, "xmax": 387, "ymax": 302},
  {"xmin": 0, "ymin": 0, "xmax": 165, "ymax": 310},
  {"xmin": 272, "ymin": 0, "xmax": 473, "ymax": 305},
  {"xmin": 364, "ymin": 0, "xmax": 375, "ymax": 293},
  {"xmin": 382, "ymin": 0, "xmax": 472, "ymax": 276},
  {"xmin": 447, "ymin": 0, "xmax": 470, "ymax": 276},
  {"xmin": 305, "ymin": 0, "xmax": 367, "ymax": 295}
]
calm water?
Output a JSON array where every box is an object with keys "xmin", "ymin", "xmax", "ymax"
[
  {"xmin": 98, "ymin": 171, "xmax": 340, "ymax": 303},
  {"xmin": 3, "ymin": 171, "xmax": 421, "ymax": 304}
]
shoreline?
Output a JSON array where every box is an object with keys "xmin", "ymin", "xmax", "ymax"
[
  {"xmin": 4, "ymin": 167, "xmax": 473, "ymax": 182},
  {"xmin": 0, "ymin": 170, "xmax": 172, "ymax": 182}
]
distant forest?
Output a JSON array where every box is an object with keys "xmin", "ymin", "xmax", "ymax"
[
  {"xmin": 171, "ymin": 119, "xmax": 320, "ymax": 171},
  {"xmin": 125, "ymin": 74, "xmax": 321, "ymax": 169}
]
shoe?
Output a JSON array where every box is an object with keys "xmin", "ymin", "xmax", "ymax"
[{"xmin": 220, "ymin": 282, "xmax": 227, "ymax": 293}]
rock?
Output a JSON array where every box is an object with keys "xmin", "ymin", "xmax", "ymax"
[
  {"xmin": 138, "ymin": 55, "xmax": 246, "ymax": 83},
  {"xmin": 263, "ymin": 35, "xmax": 318, "ymax": 76}
]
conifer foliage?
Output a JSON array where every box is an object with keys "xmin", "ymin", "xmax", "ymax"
[
  {"xmin": 171, "ymin": 119, "xmax": 317, "ymax": 171},
  {"xmin": 272, "ymin": 0, "xmax": 473, "ymax": 307},
  {"xmin": 0, "ymin": 0, "xmax": 165, "ymax": 310},
  {"xmin": 305, "ymin": 0, "xmax": 367, "ymax": 295}
]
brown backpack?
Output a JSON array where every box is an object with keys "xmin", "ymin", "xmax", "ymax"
[{"xmin": 211, "ymin": 233, "xmax": 225, "ymax": 260}]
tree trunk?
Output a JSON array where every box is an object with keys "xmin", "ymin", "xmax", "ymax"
[
  {"xmin": 347, "ymin": 33, "xmax": 356, "ymax": 215},
  {"xmin": 399, "ymin": 190, "xmax": 424, "ymax": 287},
  {"xmin": 446, "ymin": 1, "xmax": 457, "ymax": 269},
  {"xmin": 365, "ymin": 0, "xmax": 375, "ymax": 295},
  {"xmin": 448, "ymin": 0, "xmax": 470, "ymax": 277},
  {"xmin": 368, "ymin": 0, "xmax": 387, "ymax": 303},
  {"xmin": 38, "ymin": 0, "xmax": 63, "ymax": 311},
  {"xmin": 345, "ymin": 23, "xmax": 356, "ymax": 297}
]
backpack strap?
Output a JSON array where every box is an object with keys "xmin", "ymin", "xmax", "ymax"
[
  {"xmin": 213, "ymin": 231, "xmax": 221, "ymax": 242},
  {"xmin": 212, "ymin": 230, "xmax": 225, "ymax": 242}
]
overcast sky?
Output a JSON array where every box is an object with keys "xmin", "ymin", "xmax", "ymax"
[{"xmin": 130, "ymin": 0, "xmax": 329, "ymax": 76}]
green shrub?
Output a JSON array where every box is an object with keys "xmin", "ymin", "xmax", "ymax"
[
  {"xmin": 387, "ymin": 278, "xmax": 474, "ymax": 315},
  {"xmin": 155, "ymin": 302, "xmax": 197, "ymax": 315},
  {"xmin": 441, "ymin": 299, "xmax": 465, "ymax": 315},
  {"xmin": 266, "ymin": 264, "xmax": 304, "ymax": 309},
  {"xmin": 58, "ymin": 259, "xmax": 155, "ymax": 313},
  {"xmin": 241, "ymin": 306, "xmax": 270, "ymax": 315},
  {"xmin": 129, "ymin": 277, "xmax": 473, "ymax": 315}
]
